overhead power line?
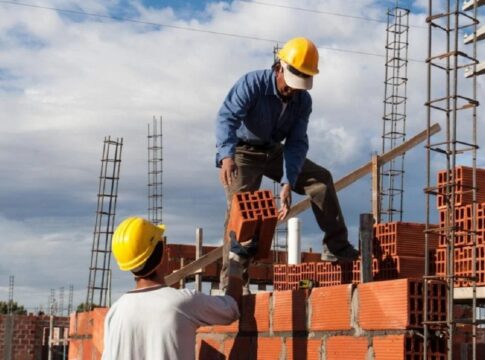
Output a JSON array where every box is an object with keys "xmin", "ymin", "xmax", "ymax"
[
  {"xmin": 0, "ymin": 0, "xmax": 424, "ymax": 62},
  {"xmin": 238, "ymin": 0, "xmax": 427, "ymax": 29}
]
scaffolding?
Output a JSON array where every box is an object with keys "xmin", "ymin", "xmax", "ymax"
[
  {"xmin": 7, "ymin": 275, "xmax": 13, "ymax": 315},
  {"xmin": 379, "ymin": 2, "xmax": 409, "ymax": 223},
  {"xmin": 67, "ymin": 285, "xmax": 73, "ymax": 315},
  {"xmin": 58, "ymin": 287, "xmax": 64, "ymax": 317},
  {"xmin": 148, "ymin": 116, "xmax": 163, "ymax": 225},
  {"xmin": 424, "ymin": 1, "xmax": 481, "ymax": 359},
  {"xmin": 86, "ymin": 137, "xmax": 123, "ymax": 308}
]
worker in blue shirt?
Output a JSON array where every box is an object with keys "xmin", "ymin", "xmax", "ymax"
[{"xmin": 215, "ymin": 37, "xmax": 359, "ymax": 290}]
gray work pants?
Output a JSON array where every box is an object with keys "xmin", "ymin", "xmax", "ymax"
[{"xmin": 219, "ymin": 143, "xmax": 349, "ymax": 290}]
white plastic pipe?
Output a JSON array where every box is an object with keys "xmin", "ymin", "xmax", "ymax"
[{"xmin": 287, "ymin": 217, "xmax": 301, "ymax": 265}]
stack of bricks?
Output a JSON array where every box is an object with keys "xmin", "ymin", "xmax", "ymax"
[
  {"xmin": 273, "ymin": 221, "xmax": 439, "ymax": 290},
  {"xmin": 0, "ymin": 314, "xmax": 69, "ymax": 359},
  {"xmin": 196, "ymin": 278, "xmax": 447, "ymax": 359},
  {"xmin": 68, "ymin": 308, "xmax": 108, "ymax": 359},
  {"xmin": 165, "ymin": 244, "xmax": 320, "ymax": 287},
  {"xmin": 434, "ymin": 166, "xmax": 485, "ymax": 286}
]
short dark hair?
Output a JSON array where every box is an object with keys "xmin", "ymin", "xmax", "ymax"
[
  {"xmin": 132, "ymin": 241, "xmax": 164, "ymax": 278},
  {"xmin": 272, "ymin": 60, "xmax": 281, "ymax": 71}
]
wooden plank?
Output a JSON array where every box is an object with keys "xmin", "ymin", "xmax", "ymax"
[
  {"xmin": 371, "ymin": 154, "xmax": 380, "ymax": 222},
  {"xmin": 164, "ymin": 123, "xmax": 441, "ymax": 286},
  {"xmin": 282, "ymin": 123, "xmax": 441, "ymax": 222},
  {"xmin": 195, "ymin": 228, "xmax": 203, "ymax": 292},
  {"xmin": 165, "ymin": 246, "xmax": 223, "ymax": 286}
]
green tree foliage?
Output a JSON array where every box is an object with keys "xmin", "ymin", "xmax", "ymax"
[
  {"xmin": 0, "ymin": 300, "xmax": 27, "ymax": 315},
  {"xmin": 76, "ymin": 302, "xmax": 95, "ymax": 312}
]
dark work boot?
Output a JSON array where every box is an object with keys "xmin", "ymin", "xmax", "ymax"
[{"xmin": 321, "ymin": 242, "xmax": 359, "ymax": 262}]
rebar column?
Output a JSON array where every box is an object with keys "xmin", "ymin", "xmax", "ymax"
[
  {"xmin": 424, "ymin": 1, "xmax": 480, "ymax": 359},
  {"xmin": 148, "ymin": 116, "xmax": 163, "ymax": 225},
  {"xmin": 380, "ymin": 2, "xmax": 409, "ymax": 223},
  {"xmin": 86, "ymin": 136, "xmax": 123, "ymax": 308}
]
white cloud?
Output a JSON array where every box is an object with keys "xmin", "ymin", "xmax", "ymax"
[{"xmin": 1, "ymin": 0, "xmax": 484, "ymax": 309}]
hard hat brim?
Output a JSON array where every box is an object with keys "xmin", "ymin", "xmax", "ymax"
[{"xmin": 281, "ymin": 61, "xmax": 313, "ymax": 90}]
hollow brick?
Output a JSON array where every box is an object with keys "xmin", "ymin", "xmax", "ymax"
[
  {"xmin": 285, "ymin": 338, "xmax": 321, "ymax": 360},
  {"xmin": 309, "ymin": 284, "xmax": 352, "ymax": 331},
  {"xmin": 326, "ymin": 336, "xmax": 368, "ymax": 360},
  {"xmin": 272, "ymin": 290, "xmax": 308, "ymax": 332},
  {"xmin": 255, "ymin": 337, "xmax": 283, "ymax": 360}
]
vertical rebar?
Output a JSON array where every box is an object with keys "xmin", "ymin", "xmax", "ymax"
[
  {"xmin": 59, "ymin": 286, "xmax": 64, "ymax": 317},
  {"xmin": 67, "ymin": 284, "xmax": 73, "ymax": 315},
  {"xmin": 7, "ymin": 275, "xmax": 13, "ymax": 315},
  {"xmin": 86, "ymin": 137, "xmax": 123, "ymax": 308},
  {"xmin": 148, "ymin": 116, "xmax": 163, "ymax": 225},
  {"xmin": 380, "ymin": 3, "xmax": 409, "ymax": 223},
  {"xmin": 425, "ymin": 1, "xmax": 480, "ymax": 358}
]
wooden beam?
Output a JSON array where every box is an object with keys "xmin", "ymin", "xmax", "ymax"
[
  {"xmin": 164, "ymin": 123, "xmax": 441, "ymax": 286},
  {"xmin": 371, "ymin": 154, "xmax": 380, "ymax": 223},
  {"xmin": 282, "ymin": 123, "xmax": 440, "ymax": 222},
  {"xmin": 165, "ymin": 246, "xmax": 223, "ymax": 286}
]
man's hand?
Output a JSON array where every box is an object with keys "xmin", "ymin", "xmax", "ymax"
[
  {"xmin": 229, "ymin": 231, "xmax": 258, "ymax": 260},
  {"xmin": 278, "ymin": 184, "xmax": 292, "ymax": 220},
  {"xmin": 220, "ymin": 157, "xmax": 238, "ymax": 186}
]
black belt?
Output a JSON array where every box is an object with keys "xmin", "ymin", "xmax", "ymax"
[{"xmin": 237, "ymin": 140, "xmax": 276, "ymax": 150}]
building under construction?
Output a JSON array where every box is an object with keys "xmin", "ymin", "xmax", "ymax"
[{"xmin": 3, "ymin": 1, "xmax": 485, "ymax": 359}]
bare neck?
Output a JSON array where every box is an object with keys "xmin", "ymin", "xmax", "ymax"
[{"xmin": 134, "ymin": 273, "xmax": 165, "ymax": 290}]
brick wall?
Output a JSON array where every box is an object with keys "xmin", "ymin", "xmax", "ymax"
[
  {"xmin": 60, "ymin": 280, "xmax": 484, "ymax": 359},
  {"xmin": 68, "ymin": 308, "xmax": 108, "ymax": 360},
  {"xmin": 197, "ymin": 279, "xmax": 452, "ymax": 360},
  {"xmin": 0, "ymin": 314, "xmax": 69, "ymax": 360}
]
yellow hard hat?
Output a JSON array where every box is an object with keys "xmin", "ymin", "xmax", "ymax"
[
  {"xmin": 112, "ymin": 217, "xmax": 166, "ymax": 272},
  {"xmin": 277, "ymin": 37, "xmax": 319, "ymax": 76}
]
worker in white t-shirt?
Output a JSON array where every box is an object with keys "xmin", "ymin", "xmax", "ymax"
[{"xmin": 102, "ymin": 217, "xmax": 251, "ymax": 360}]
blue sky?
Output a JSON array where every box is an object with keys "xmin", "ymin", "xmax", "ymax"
[{"xmin": 0, "ymin": 0, "xmax": 483, "ymax": 312}]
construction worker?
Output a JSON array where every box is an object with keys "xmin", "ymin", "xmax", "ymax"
[
  {"xmin": 102, "ymin": 217, "xmax": 250, "ymax": 360},
  {"xmin": 216, "ymin": 37, "xmax": 359, "ymax": 289}
]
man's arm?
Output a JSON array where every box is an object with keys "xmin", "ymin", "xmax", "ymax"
[
  {"xmin": 224, "ymin": 231, "xmax": 257, "ymax": 308},
  {"xmin": 215, "ymin": 73, "xmax": 259, "ymax": 185}
]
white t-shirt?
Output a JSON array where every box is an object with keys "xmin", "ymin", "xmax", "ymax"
[{"xmin": 102, "ymin": 285, "xmax": 239, "ymax": 360}]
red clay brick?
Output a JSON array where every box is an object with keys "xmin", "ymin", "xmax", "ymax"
[
  {"xmin": 226, "ymin": 190, "xmax": 278, "ymax": 260},
  {"xmin": 92, "ymin": 308, "xmax": 108, "ymax": 355},
  {"xmin": 211, "ymin": 319, "xmax": 239, "ymax": 334},
  {"xmin": 373, "ymin": 334, "xmax": 407, "ymax": 359},
  {"xmin": 374, "ymin": 333, "xmax": 446, "ymax": 359},
  {"xmin": 374, "ymin": 255, "xmax": 425, "ymax": 280},
  {"xmin": 255, "ymin": 337, "xmax": 283, "ymax": 360},
  {"xmin": 358, "ymin": 279, "xmax": 446, "ymax": 330},
  {"xmin": 326, "ymin": 336, "xmax": 368, "ymax": 360},
  {"xmin": 436, "ymin": 166, "xmax": 485, "ymax": 209},
  {"xmin": 285, "ymin": 338, "xmax": 321, "ymax": 360},
  {"xmin": 73, "ymin": 311, "xmax": 92, "ymax": 336},
  {"xmin": 316, "ymin": 261, "xmax": 353, "ymax": 287},
  {"xmin": 273, "ymin": 264, "xmax": 288, "ymax": 291},
  {"xmin": 373, "ymin": 222, "xmax": 439, "ymax": 258},
  {"xmin": 359, "ymin": 279, "xmax": 412, "ymax": 330},
  {"xmin": 309, "ymin": 284, "xmax": 352, "ymax": 331},
  {"xmin": 272, "ymin": 290, "xmax": 308, "ymax": 332}
]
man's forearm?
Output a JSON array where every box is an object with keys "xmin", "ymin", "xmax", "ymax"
[{"xmin": 225, "ymin": 275, "xmax": 244, "ymax": 308}]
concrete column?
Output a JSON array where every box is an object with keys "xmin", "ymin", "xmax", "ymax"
[{"xmin": 288, "ymin": 217, "xmax": 301, "ymax": 265}]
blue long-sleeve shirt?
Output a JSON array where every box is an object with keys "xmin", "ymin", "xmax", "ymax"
[{"xmin": 215, "ymin": 69, "xmax": 312, "ymax": 187}]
